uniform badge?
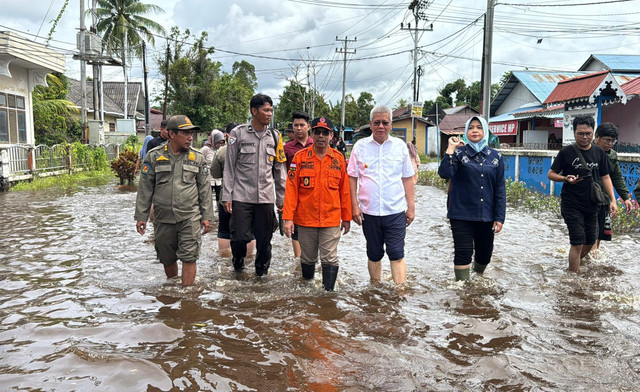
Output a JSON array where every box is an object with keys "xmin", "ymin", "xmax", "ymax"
[
  {"xmin": 229, "ymin": 137, "xmax": 236, "ymax": 145},
  {"xmin": 189, "ymin": 152, "xmax": 196, "ymax": 161},
  {"xmin": 141, "ymin": 163, "xmax": 150, "ymax": 174},
  {"xmin": 202, "ymin": 163, "xmax": 209, "ymax": 175},
  {"xmin": 156, "ymin": 155, "xmax": 169, "ymax": 161},
  {"xmin": 288, "ymin": 171, "xmax": 295, "ymax": 180},
  {"xmin": 269, "ymin": 155, "xmax": 274, "ymax": 162},
  {"xmin": 303, "ymin": 177, "xmax": 310, "ymax": 186}
]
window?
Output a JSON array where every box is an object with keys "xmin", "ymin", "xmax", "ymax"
[
  {"xmin": 0, "ymin": 110, "xmax": 8, "ymax": 142},
  {"xmin": 18, "ymin": 112, "xmax": 26, "ymax": 143},
  {"xmin": 0, "ymin": 92, "xmax": 27, "ymax": 144},
  {"xmin": 109, "ymin": 122, "xmax": 115, "ymax": 132}
]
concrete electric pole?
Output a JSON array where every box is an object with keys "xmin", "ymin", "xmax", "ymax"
[
  {"xmin": 401, "ymin": 0, "xmax": 432, "ymax": 142},
  {"xmin": 336, "ymin": 36, "xmax": 356, "ymax": 140}
]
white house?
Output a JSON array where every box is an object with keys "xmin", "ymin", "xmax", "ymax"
[{"xmin": 0, "ymin": 31, "xmax": 65, "ymax": 145}]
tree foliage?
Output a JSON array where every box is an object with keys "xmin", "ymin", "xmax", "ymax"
[
  {"xmin": 161, "ymin": 29, "xmax": 257, "ymax": 130},
  {"xmin": 94, "ymin": 0, "xmax": 165, "ymax": 59},
  {"xmin": 32, "ymin": 73, "xmax": 81, "ymax": 145}
]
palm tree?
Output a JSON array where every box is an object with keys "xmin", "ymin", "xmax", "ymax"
[{"xmin": 94, "ymin": 0, "xmax": 165, "ymax": 119}]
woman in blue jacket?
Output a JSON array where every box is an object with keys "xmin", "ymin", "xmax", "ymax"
[{"xmin": 438, "ymin": 116, "xmax": 506, "ymax": 281}]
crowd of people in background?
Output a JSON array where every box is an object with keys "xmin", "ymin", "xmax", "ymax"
[{"xmin": 133, "ymin": 93, "xmax": 640, "ymax": 287}]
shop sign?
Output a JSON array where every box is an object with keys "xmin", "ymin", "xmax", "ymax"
[{"xmin": 489, "ymin": 120, "xmax": 518, "ymax": 135}]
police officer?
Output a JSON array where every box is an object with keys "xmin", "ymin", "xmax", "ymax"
[
  {"xmin": 222, "ymin": 94, "xmax": 287, "ymax": 276},
  {"xmin": 135, "ymin": 115, "xmax": 213, "ymax": 287}
]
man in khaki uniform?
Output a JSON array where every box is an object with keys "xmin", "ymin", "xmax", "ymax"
[
  {"xmin": 222, "ymin": 94, "xmax": 287, "ymax": 276},
  {"xmin": 135, "ymin": 115, "xmax": 213, "ymax": 286}
]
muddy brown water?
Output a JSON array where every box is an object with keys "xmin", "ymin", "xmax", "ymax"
[{"xmin": 1, "ymin": 178, "xmax": 639, "ymax": 391}]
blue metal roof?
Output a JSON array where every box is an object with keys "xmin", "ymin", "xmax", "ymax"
[
  {"xmin": 512, "ymin": 71, "xmax": 583, "ymax": 102},
  {"xmin": 582, "ymin": 54, "xmax": 640, "ymax": 72}
]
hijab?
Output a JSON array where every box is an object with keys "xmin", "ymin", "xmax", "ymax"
[
  {"xmin": 204, "ymin": 131, "xmax": 214, "ymax": 148},
  {"xmin": 462, "ymin": 116, "xmax": 490, "ymax": 153}
]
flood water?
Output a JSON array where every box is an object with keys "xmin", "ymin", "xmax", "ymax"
[{"xmin": 1, "ymin": 175, "xmax": 639, "ymax": 391}]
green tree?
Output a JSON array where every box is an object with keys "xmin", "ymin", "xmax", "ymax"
[
  {"xmin": 33, "ymin": 73, "xmax": 81, "ymax": 145},
  {"xmin": 355, "ymin": 92, "xmax": 375, "ymax": 126},
  {"xmin": 164, "ymin": 29, "xmax": 257, "ymax": 130},
  {"xmin": 275, "ymin": 80, "xmax": 307, "ymax": 129},
  {"xmin": 394, "ymin": 99, "xmax": 409, "ymax": 110}
]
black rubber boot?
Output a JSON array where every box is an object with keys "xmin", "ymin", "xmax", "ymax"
[
  {"xmin": 232, "ymin": 257, "xmax": 245, "ymax": 272},
  {"xmin": 322, "ymin": 265, "xmax": 339, "ymax": 291},
  {"xmin": 473, "ymin": 262, "xmax": 488, "ymax": 274},
  {"xmin": 301, "ymin": 263, "xmax": 315, "ymax": 280}
]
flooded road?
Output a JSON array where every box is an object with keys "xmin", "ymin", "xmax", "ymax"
[{"xmin": 1, "ymin": 177, "xmax": 639, "ymax": 391}]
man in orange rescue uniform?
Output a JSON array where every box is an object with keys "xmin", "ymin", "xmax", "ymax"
[{"xmin": 282, "ymin": 116, "xmax": 351, "ymax": 291}]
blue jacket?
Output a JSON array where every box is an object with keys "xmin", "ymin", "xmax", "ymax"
[{"xmin": 438, "ymin": 145, "xmax": 506, "ymax": 223}]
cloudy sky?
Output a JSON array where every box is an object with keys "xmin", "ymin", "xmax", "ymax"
[{"xmin": 2, "ymin": 0, "xmax": 639, "ymax": 109}]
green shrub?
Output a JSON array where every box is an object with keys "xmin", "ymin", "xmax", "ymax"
[{"xmin": 110, "ymin": 149, "xmax": 138, "ymax": 185}]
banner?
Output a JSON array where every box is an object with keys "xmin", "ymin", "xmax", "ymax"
[
  {"xmin": 412, "ymin": 102, "xmax": 423, "ymax": 117},
  {"xmin": 488, "ymin": 120, "xmax": 518, "ymax": 135}
]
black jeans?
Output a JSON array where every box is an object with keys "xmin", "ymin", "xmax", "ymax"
[
  {"xmin": 230, "ymin": 201, "xmax": 275, "ymax": 275},
  {"xmin": 450, "ymin": 219, "xmax": 495, "ymax": 267}
]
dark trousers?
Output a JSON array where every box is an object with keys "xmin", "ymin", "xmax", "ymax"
[
  {"xmin": 450, "ymin": 219, "xmax": 495, "ymax": 266},
  {"xmin": 230, "ymin": 201, "xmax": 275, "ymax": 275}
]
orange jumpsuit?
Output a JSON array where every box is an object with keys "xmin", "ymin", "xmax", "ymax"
[{"xmin": 283, "ymin": 147, "xmax": 351, "ymax": 227}]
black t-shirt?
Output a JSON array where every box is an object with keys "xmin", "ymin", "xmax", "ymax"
[
  {"xmin": 550, "ymin": 143, "xmax": 610, "ymax": 206},
  {"xmin": 146, "ymin": 135, "xmax": 167, "ymax": 152}
]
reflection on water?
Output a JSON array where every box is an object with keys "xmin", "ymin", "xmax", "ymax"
[{"xmin": 1, "ymin": 180, "xmax": 639, "ymax": 391}]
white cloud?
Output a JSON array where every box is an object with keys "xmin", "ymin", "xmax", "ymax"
[{"xmin": 2, "ymin": 0, "xmax": 640, "ymax": 112}]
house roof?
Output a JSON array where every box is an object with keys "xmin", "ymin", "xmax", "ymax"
[
  {"xmin": 102, "ymin": 81, "xmax": 145, "ymax": 118},
  {"xmin": 490, "ymin": 71, "xmax": 583, "ymax": 116},
  {"xmin": 443, "ymin": 105, "xmax": 479, "ymax": 115},
  {"xmin": 66, "ymin": 78, "xmax": 145, "ymax": 119},
  {"xmin": 437, "ymin": 113, "xmax": 476, "ymax": 133},
  {"xmin": 621, "ymin": 76, "xmax": 640, "ymax": 96},
  {"xmin": 543, "ymin": 70, "xmax": 627, "ymax": 106},
  {"xmin": 579, "ymin": 54, "xmax": 640, "ymax": 74}
]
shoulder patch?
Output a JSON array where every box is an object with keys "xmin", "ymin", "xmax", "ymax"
[
  {"xmin": 229, "ymin": 137, "xmax": 236, "ymax": 145},
  {"xmin": 141, "ymin": 163, "xmax": 150, "ymax": 174},
  {"xmin": 288, "ymin": 171, "xmax": 295, "ymax": 180}
]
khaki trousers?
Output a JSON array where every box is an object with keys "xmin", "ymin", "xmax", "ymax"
[{"xmin": 297, "ymin": 226, "xmax": 341, "ymax": 267}]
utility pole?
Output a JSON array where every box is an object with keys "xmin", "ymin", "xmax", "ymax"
[
  {"xmin": 481, "ymin": 0, "xmax": 495, "ymax": 120},
  {"xmin": 79, "ymin": 0, "xmax": 87, "ymax": 142},
  {"xmin": 336, "ymin": 36, "xmax": 356, "ymax": 140},
  {"xmin": 142, "ymin": 41, "xmax": 150, "ymax": 136},
  {"xmin": 402, "ymin": 0, "xmax": 432, "ymax": 142},
  {"xmin": 162, "ymin": 42, "xmax": 170, "ymax": 120}
]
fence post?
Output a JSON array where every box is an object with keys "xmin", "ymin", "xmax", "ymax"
[
  {"xmin": 27, "ymin": 146, "xmax": 35, "ymax": 172},
  {"xmin": 67, "ymin": 145, "xmax": 73, "ymax": 173},
  {"xmin": 115, "ymin": 144, "xmax": 120, "ymax": 159}
]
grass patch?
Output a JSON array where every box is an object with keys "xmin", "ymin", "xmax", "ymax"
[
  {"xmin": 417, "ymin": 169, "xmax": 640, "ymax": 232},
  {"xmin": 11, "ymin": 169, "xmax": 113, "ymax": 191}
]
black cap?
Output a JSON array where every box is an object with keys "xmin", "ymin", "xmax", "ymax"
[{"xmin": 310, "ymin": 117, "xmax": 334, "ymax": 131}]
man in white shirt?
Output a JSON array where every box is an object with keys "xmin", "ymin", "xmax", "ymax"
[{"xmin": 347, "ymin": 105, "xmax": 416, "ymax": 285}]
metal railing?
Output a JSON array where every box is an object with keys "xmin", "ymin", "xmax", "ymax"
[
  {"xmin": 34, "ymin": 144, "xmax": 67, "ymax": 171},
  {"xmin": 6, "ymin": 145, "xmax": 30, "ymax": 174}
]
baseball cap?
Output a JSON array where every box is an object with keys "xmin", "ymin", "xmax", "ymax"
[
  {"xmin": 167, "ymin": 115, "xmax": 200, "ymax": 131},
  {"xmin": 310, "ymin": 117, "xmax": 334, "ymax": 131}
]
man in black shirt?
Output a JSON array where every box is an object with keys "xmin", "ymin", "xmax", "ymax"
[
  {"xmin": 548, "ymin": 114, "xmax": 618, "ymax": 273},
  {"xmin": 146, "ymin": 120, "xmax": 169, "ymax": 151}
]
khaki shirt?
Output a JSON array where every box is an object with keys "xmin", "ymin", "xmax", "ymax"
[
  {"xmin": 222, "ymin": 124, "xmax": 286, "ymax": 205},
  {"xmin": 135, "ymin": 144, "xmax": 213, "ymax": 224}
]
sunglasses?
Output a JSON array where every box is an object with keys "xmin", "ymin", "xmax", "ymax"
[{"xmin": 313, "ymin": 129, "xmax": 332, "ymax": 136}]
